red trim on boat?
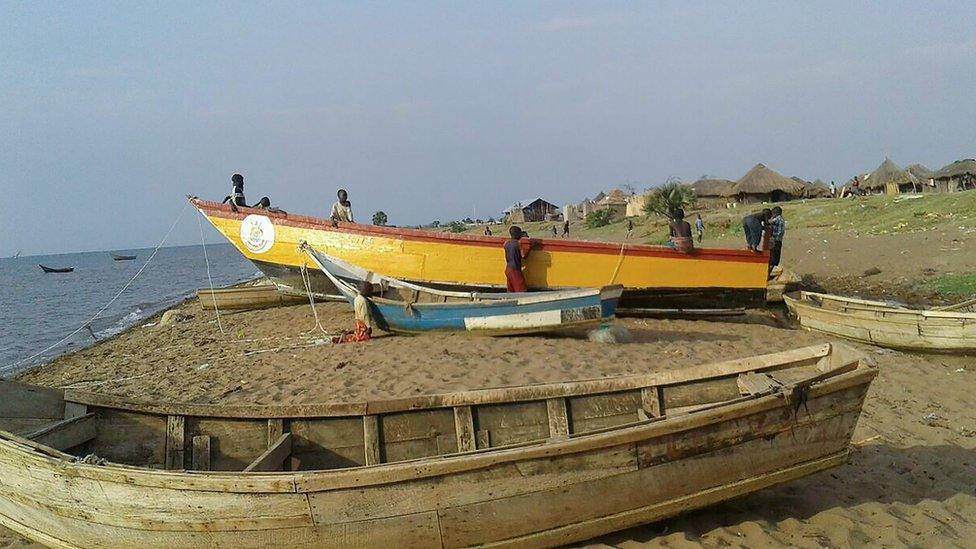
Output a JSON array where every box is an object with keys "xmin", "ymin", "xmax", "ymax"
[{"xmin": 191, "ymin": 198, "xmax": 769, "ymax": 263}]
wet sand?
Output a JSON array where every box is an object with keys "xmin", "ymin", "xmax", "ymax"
[{"xmin": 6, "ymin": 298, "xmax": 975, "ymax": 547}]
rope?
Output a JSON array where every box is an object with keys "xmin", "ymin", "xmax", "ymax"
[
  {"xmin": 197, "ymin": 213, "xmax": 226, "ymax": 335},
  {"xmin": 4, "ymin": 201, "xmax": 190, "ymax": 372},
  {"xmin": 300, "ymin": 262, "xmax": 330, "ymax": 334},
  {"xmin": 608, "ymin": 241, "xmax": 627, "ymax": 284}
]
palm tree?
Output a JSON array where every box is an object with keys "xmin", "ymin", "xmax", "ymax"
[{"xmin": 642, "ymin": 182, "xmax": 696, "ymax": 219}]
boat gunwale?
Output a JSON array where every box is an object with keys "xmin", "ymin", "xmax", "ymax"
[
  {"xmin": 62, "ymin": 343, "xmax": 835, "ymax": 419},
  {"xmin": 0, "ymin": 357, "xmax": 875, "ymax": 494},
  {"xmin": 790, "ymin": 291, "xmax": 976, "ymax": 320},
  {"xmin": 190, "ymin": 197, "xmax": 770, "ymax": 264}
]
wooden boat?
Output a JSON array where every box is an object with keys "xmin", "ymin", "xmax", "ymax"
[
  {"xmin": 303, "ymin": 244, "xmax": 623, "ymax": 335},
  {"xmin": 196, "ymin": 284, "xmax": 307, "ymax": 311},
  {"xmin": 0, "ymin": 343, "xmax": 876, "ymax": 548},
  {"xmin": 190, "ymin": 197, "xmax": 770, "ymax": 309},
  {"xmin": 38, "ymin": 264, "xmax": 74, "ymax": 273},
  {"xmin": 785, "ymin": 291, "xmax": 976, "ymax": 352},
  {"xmin": 110, "ymin": 253, "xmax": 138, "ymax": 261}
]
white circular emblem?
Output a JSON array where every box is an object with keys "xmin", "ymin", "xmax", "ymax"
[{"xmin": 240, "ymin": 215, "xmax": 275, "ymax": 254}]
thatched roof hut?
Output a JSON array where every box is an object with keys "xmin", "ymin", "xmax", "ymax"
[
  {"xmin": 862, "ymin": 158, "xmax": 918, "ymax": 193},
  {"xmin": 803, "ymin": 179, "xmax": 832, "ymax": 198},
  {"xmin": 689, "ymin": 178, "xmax": 736, "ymax": 198},
  {"xmin": 931, "ymin": 159, "xmax": 976, "ymax": 192},
  {"xmin": 733, "ymin": 164, "xmax": 804, "ymax": 203},
  {"xmin": 907, "ymin": 164, "xmax": 933, "ymax": 182}
]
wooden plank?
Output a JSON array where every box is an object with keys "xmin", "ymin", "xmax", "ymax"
[
  {"xmin": 290, "ymin": 417, "xmax": 366, "ymax": 470},
  {"xmin": 26, "ymin": 414, "xmax": 96, "ymax": 451},
  {"xmin": 267, "ymin": 419, "xmax": 285, "ymax": 447},
  {"xmin": 363, "ymin": 415, "xmax": 381, "ymax": 465},
  {"xmin": 191, "ymin": 435, "xmax": 211, "ymax": 471},
  {"xmin": 476, "ymin": 429, "xmax": 490, "ymax": 449},
  {"xmin": 568, "ymin": 392, "xmax": 641, "ymax": 434},
  {"xmin": 63, "ymin": 402, "xmax": 88, "ymax": 420},
  {"xmin": 641, "ymin": 386, "xmax": 663, "ymax": 417},
  {"xmin": 186, "ymin": 417, "xmax": 266, "ymax": 471},
  {"xmin": 546, "ymin": 398, "xmax": 569, "ymax": 439},
  {"xmin": 165, "ymin": 415, "xmax": 185, "ymax": 470},
  {"xmin": 0, "ymin": 381, "xmax": 64, "ymax": 419},
  {"xmin": 453, "ymin": 406, "xmax": 476, "ymax": 452},
  {"xmin": 243, "ymin": 433, "xmax": 293, "ymax": 473}
]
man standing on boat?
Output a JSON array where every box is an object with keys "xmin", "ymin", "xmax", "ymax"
[
  {"xmin": 330, "ymin": 189, "xmax": 354, "ymax": 224},
  {"xmin": 222, "ymin": 174, "xmax": 246, "ymax": 211},
  {"xmin": 504, "ymin": 226, "xmax": 531, "ymax": 292}
]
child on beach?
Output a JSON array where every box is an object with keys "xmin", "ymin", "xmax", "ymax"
[
  {"xmin": 695, "ymin": 214, "xmax": 704, "ymax": 243},
  {"xmin": 335, "ymin": 281, "xmax": 374, "ymax": 343}
]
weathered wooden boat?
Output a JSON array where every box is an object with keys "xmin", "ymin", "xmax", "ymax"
[
  {"xmin": 785, "ymin": 291, "xmax": 976, "ymax": 352},
  {"xmin": 38, "ymin": 264, "xmax": 74, "ymax": 273},
  {"xmin": 190, "ymin": 197, "xmax": 770, "ymax": 308},
  {"xmin": 110, "ymin": 253, "xmax": 138, "ymax": 261},
  {"xmin": 303, "ymin": 244, "xmax": 623, "ymax": 335},
  {"xmin": 0, "ymin": 343, "xmax": 876, "ymax": 548},
  {"xmin": 196, "ymin": 284, "xmax": 307, "ymax": 311}
]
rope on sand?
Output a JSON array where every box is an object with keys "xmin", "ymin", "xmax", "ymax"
[
  {"xmin": 4, "ymin": 202, "xmax": 190, "ymax": 373},
  {"xmin": 197, "ymin": 213, "xmax": 226, "ymax": 336}
]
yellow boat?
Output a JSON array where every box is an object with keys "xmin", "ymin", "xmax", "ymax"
[{"xmin": 191, "ymin": 198, "xmax": 770, "ymax": 308}]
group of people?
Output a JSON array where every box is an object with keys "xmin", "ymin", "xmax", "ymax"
[
  {"xmin": 223, "ymin": 174, "xmax": 354, "ymax": 222},
  {"xmin": 741, "ymin": 207, "xmax": 786, "ymax": 273}
]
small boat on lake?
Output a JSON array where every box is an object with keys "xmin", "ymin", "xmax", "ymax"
[
  {"xmin": 38, "ymin": 264, "xmax": 74, "ymax": 274},
  {"xmin": 196, "ymin": 284, "xmax": 308, "ymax": 311},
  {"xmin": 303, "ymin": 244, "xmax": 623, "ymax": 335},
  {"xmin": 0, "ymin": 343, "xmax": 876, "ymax": 548},
  {"xmin": 785, "ymin": 291, "xmax": 976, "ymax": 352},
  {"xmin": 110, "ymin": 253, "xmax": 137, "ymax": 261}
]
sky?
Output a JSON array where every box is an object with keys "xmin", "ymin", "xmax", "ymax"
[{"xmin": 1, "ymin": 1, "xmax": 974, "ymax": 255}]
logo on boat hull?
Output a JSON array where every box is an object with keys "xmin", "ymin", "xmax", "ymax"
[{"xmin": 240, "ymin": 215, "xmax": 275, "ymax": 254}]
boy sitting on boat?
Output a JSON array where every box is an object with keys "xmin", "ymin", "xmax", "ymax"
[{"xmin": 668, "ymin": 208, "xmax": 695, "ymax": 253}]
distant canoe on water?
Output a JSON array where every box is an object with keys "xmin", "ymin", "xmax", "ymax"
[
  {"xmin": 110, "ymin": 253, "xmax": 137, "ymax": 261},
  {"xmin": 0, "ymin": 343, "xmax": 876, "ymax": 547},
  {"xmin": 38, "ymin": 264, "xmax": 74, "ymax": 274},
  {"xmin": 303, "ymin": 244, "xmax": 623, "ymax": 336},
  {"xmin": 785, "ymin": 291, "xmax": 976, "ymax": 352}
]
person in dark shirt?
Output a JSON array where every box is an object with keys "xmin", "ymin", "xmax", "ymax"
[
  {"xmin": 222, "ymin": 174, "xmax": 246, "ymax": 211},
  {"xmin": 668, "ymin": 208, "xmax": 694, "ymax": 253},
  {"xmin": 742, "ymin": 209, "xmax": 771, "ymax": 252},
  {"xmin": 503, "ymin": 226, "xmax": 531, "ymax": 292},
  {"xmin": 484, "ymin": 226, "xmax": 492, "ymax": 236},
  {"xmin": 562, "ymin": 220, "xmax": 570, "ymax": 237}
]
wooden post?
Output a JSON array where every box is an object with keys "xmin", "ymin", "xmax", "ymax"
[
  {"xmin": 641, "ymin": 386, "xmax": 664, "ymax": 418},
  {"xmin": 191, "ymin": 436, "xmax": 211, "ymax": 471},
  {"xmin": 243, "ymin": 433, "xmax": 293, "ymax": 473},
  {"xmin": 363, "ymin": 415, "xmax": 381, "ymax": 466},
  {"xmin": 476, "ymin": 429, "xmax": 490, "ymax": 450},
  {"xmin": 165, "ymin": 415, "xmax": 185, "ymax": 470},
  {"xmin": 546, "ymin": 398, "xmax": 570, "ymax": 439},
  {"xmin": 453, "ymin": 406, "xmax": 476, "ymax": 452}
]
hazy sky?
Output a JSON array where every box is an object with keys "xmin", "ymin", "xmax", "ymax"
[{"xmin": 2, "ymin": 1, "xmax": 974, "ymax": 255}]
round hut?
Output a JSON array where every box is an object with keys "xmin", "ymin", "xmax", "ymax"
[
  {"xmin": 732, "ymin": 164, "xmax": 804, "ymax": 204},
  {"xmin": 931, "ymin": 159, "xmax": 976, "ymax": 193},
  {"xmin": 803, "ymin": 179, "xmax": 832, "ymax": 198},
  {"xmin": 862, "ymin": 158, "xmax": 918, "ymax": 194},
  {"xmin": 689, "ymin": 178, "xmax": 736, "ymax": 209}
]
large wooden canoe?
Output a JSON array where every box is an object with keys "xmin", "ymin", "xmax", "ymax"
[
  {"xmin": 785, "ymin": 291, "xmax": 976, "ymax": 352},
  {"xmin": 0, "ymin": 344, "xmax": 875, "ymax": 548},
  {"xmin": 191, "ymin": 197, "xmax": 770, "ymax": 308},
  {"xmin": 196, "ymin": 284, "xmax": 308, "ymax": 311}
]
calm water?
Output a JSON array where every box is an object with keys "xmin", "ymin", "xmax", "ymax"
[{"xmin": 0, "ymin": 244, "xmax": 257, "ymax": 376}]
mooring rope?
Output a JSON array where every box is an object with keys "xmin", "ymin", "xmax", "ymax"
[
  {"xmin": 300, "ymin": 262, "xmax": 330, "ymax": 334},
  {"xmin": 197, "ymin": 213, "xmax": 226, "ymax": 336},
  {"xmin": 4, "ymin": 201, "xmax": 190, "ymax": 373},
  {"xmin": 608, "ymin": 241, "xmax": 627, "ymax": 284}
]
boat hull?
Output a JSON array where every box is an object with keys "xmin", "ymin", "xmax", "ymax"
[
  {"xmin": 196, "ymin": 285, "xmax": 307, "ymax": 311},
  {"xmin": 192, "ymin": 199, "xmax": 770, "ymax": 308},
  {"xmin": 0, "ymin": 344, "xmax": 876, "ymax": 548},
  {"xmin": 785, "ymin": 291, "xmax": 976, "ymax": 352}
]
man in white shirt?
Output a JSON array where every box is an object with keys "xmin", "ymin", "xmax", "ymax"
[{"xmin": 330, "ymin": 189, "xmax": 354, "ymax": 223}]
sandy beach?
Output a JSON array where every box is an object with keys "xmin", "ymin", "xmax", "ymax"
[{"xmin": 6, "ymin": 292, "xmax": 974, "ymax": 547}]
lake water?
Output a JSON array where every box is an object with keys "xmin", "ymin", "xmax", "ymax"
[{"xmin": 0, "ymin": 244, "xmax": 256, "ymax": 377}]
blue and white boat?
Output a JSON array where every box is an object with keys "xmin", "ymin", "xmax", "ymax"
[{"xmin": 301, "ymin": 243, "xmax": 623, "ymax": 336}]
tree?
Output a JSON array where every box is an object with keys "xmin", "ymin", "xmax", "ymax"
[
  {"xmin": 584, "ymin": 208, "xmax": 615, "ymax": 229},
  {"xmin": 372, "ymin": 211, "xmax": 388, "ymax": 226},
  {"xmin": 447, "ymin": 221, "xmax": 467, "ymax": 233},
  {"xmin": 431, "ymin": 220, "xmax": 441, "ymax": 228},
  {"xmin": 642, "ymin": 183, "xmax": 697, "ymax": 219}
]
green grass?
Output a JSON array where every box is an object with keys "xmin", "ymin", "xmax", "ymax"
[{"xmin": 918, "ymin": 274, "xmax": 976, "ymax": 298}]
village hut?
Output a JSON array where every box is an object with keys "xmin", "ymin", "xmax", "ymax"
[
  {"xmin": 689, "ymin": 178, "xmax": 736, "ymax": 208},
  {"xmin": 594, "ymin": 189, "xmax": 630, "ymax": 221},
  {"xmin": 803, "ymin": 179, "xmax": 832, "ymax": 198},
  {"xmin": 907, "ymin": 164, "xmax": 935, "ymax": 192},
  {"xmin": 732, "ymin": 164, "xmax": 804, "ymax": 203},
  {"xmin": 931, "ymin": 159, "xmax": 976, "ymax": 193},
  {"xmin": 504, "ymin": 198, "xmax": 560, "ymax": 223},
  {"xmin": 625, "ymin": 193, "xmax": 647, "ymax": 217},
  {"xmin": 862, "ymin": 158, "xmax": 919, "ymax": 194}
]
